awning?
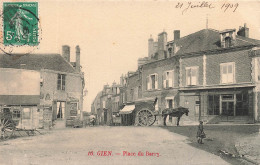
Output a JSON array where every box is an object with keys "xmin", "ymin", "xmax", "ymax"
[{"xmin": 119, "ymin": 105, "xmax": 135, "ymax": 115}]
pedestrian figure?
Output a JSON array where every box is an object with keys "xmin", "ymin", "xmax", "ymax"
[
  {"xmin": 197, "ymin": 121, "xmax": 206, "ymax": 144},
  {"xmin": 91, "ymin": 118, "xmax": 95, "ymax": 126}
]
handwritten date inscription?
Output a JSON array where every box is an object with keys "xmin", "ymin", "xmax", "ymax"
[{"xmin": 176, "ymin": 1, "xmax": 239, "ymax": 15}]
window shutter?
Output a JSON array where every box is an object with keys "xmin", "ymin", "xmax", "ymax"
[
  {"xmin": 146, "ymin": 76, "xmax": 150, "ymax": 90},
  {"xmin": 163, "ymin": 72, "xmax": 166, "ymax": 88},
  {"xmin": 186, "ymin": 68, "xmax": 190, "ymax": 86},
  {"xmin": 196, "ymin": 68, "xmax": 199, "ymax": 85},
  {"xmin": 62, "ymin": 75, "xmax": 66, "ymax": 90},
  {"xmin": 57, "ymin": 74, "xmax": 60, "ymax": 90},
  {"xmin": 155, "ymin": 74, "xmax": 158, "ymax": 89},
  {"xmin": 169, "ymin": 71, "xmax": 173, "ymax": 87},
  {"xmin": 220, "ymin": 65, "xmax": 223, "ymax": 83},
  {"xmin": 166, "ymin": 100, "xmax": 169, "ymax": 108}
]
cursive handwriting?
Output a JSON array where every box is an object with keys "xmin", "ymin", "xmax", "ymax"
[
  {"xmin": 221, "ymin": 2, "xmax": 239, "ymax": 12},
  {"xmin": 175, "ymin": 1, "xmax": 239, "ymax": 15}
]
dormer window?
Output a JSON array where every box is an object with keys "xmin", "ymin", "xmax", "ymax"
[
  {"xmin": 224, "ymin": 37, "xmax": 231, "ymax": 48},
  {"xmin": 220, "ymin": 29, "xmax": 236, "ymax": 48},
  {"xmin": 168, "ymin": 47, "xmax": 172, "ymax": 57}
]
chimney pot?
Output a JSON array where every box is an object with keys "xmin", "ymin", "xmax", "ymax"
[{"xmin": 174, "ymin": 30, "xmax": 180, "ymax": 40}]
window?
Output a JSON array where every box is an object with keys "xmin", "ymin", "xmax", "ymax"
[
  {"xmin": 186, "ymin": 67, "xmax": 198, "ymax": 86},
  {"xmin": 103, "ymin": 100, "xmax": 106, "ymax": 108},
  {"xmin": 12, "ymin": 109, "xmax": 21, "ymax": 119},
  {"xmin": 168, "ymin": 48, "xmax": 172, "ymax": 57},
  {"xmin": 166, "ymin": 98, "xmax": 174, "ymax": 109},
  {"xmin": 163, "ymin": 70, "xmax": 174, "ymax": 88},
  {"xmin": 236, "ymin": 93, "xmax": 249, "ymax": 116},
  {"xmin": 224, "ymin": 37, "xmax": 231, "ymax": 48},
  {"xmin": 208, "ymin": 95, "xmax": 220, "ymax": 115},
  {"xmin": 57, "ymin": 74, "xmax": 66, "ymax": 90},
  {"xmin": 116, "ymin": 87, "xmax": 120, "ymax": 94},
  {"xmin": 220, "ymin": 62, "xmax": 235, "ymax": 84},
  {"xmin": 257, "ymin": 58, "xmax": 260, "ymax": 81},
  {"xmin": 23, "ymin": 108, "xmax": 31, "ymax": 119},
  {"xmin": 146, "ymin": 73, "xmax": 158, "ymax": 90}
]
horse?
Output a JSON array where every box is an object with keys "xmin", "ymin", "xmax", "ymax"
[{"xmin": 162, "ymin": 106, "xmax": 189, "ymax": 126}]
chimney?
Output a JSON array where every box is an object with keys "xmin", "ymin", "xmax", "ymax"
[
  {"xmin": 237, "ymin": 23, "xmax": 249, "ymax": 38},
  {"xmin": 174, "ymin": 30, "xmax": 180, "ymax": 40},
  {"xmin": 157, "ymin": 31, "xmax": 167, "ymax": 59},
  {"xmin": 62, "ymin": 45, "xmax": 70, "ymax": 62},
  {"xmin": 76, "ymin": 45, "xmax": 81, "ymax": 72},
  {"xmin": 148, "ymin": 35, "xmax": 154, "ymax": 59},
  {"xmin": 120, "ymin": 74, "xmax": 124, "ymax": 86}
]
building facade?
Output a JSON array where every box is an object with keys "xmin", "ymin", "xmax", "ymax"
[
  {"xmin": 0, "ymin": 45, "xmax": 85, "ymax": 129},
  {"xmin": 92, "ymin": 24, "xmax": 260, "ymax": 125}
]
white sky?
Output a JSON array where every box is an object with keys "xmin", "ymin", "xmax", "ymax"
[{"xmin": 30, "ymin": 0, "xmax": 260, "ymax": 111}]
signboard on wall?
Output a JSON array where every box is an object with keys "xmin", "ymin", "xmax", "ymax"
[
  {"xmin": 70, "ymin": 102, "xmax": 78, "ymax": 116},
  {"xmin": 0, "ymin": 68, "xmax": 40, "ymax": 95}
]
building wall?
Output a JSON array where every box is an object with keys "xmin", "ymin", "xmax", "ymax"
[
  {"xmin": 206, "ymin": 49, "xmax": 252, "ymax": 85},
  {"xmin": 40, "ymin": 70, "xmax": 83, "ymax": 122},
  {"xmin": 126, "ymin": 73, "xmax": 140, "ymax": 102},
  {"xmin": 141, "ymin": 57, "xmax": 179, "ymax": 121}
]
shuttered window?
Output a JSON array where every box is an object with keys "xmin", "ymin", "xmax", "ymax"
[
  {"xmin": 146, "ymin": 73, "xmax": 158, "ymax": 90},
  {"xmin": 186, "ymin": 67, "xmax": 198, "ymax": 86},
  {"xmin": 220, "ymin": 62, "xmax": 235, "ymax": 84},
  {"xmin": 163, "ymin": 70, "xmax": 174, "ymax": 88}
]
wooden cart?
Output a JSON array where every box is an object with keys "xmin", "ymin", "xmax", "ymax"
[
  {"xmin": 0, "ymin": 109, "xmax": 42, "ymax": 140},
  {"xmin": 119, "ymin": 98, "xmax": 158, "ymax": 126}
]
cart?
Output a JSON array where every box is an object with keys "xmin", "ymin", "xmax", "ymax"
[
  {"xmin": 122, "ymin": 98, "xmax": 159, "ymax": 126},
  {"xmin": 0, "ymin": 109, "xmax": 42, "ymax": 140},
  {"xmin": 0, "ymin": 109, "xmax": 16, "ymax": 139}
]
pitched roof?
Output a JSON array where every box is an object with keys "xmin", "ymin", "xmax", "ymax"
[
  {"xmin": 173, "ymin": 29, "xmax": 260, "ymax": 56},
  {"xmin": 0, "ymin": 54, "xmax": 76, "ymax": 73}
]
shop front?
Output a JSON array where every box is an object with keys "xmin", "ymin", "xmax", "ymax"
[{"xmin": 179, "ymin": 87, "xmax": 255, "ymax": 124}]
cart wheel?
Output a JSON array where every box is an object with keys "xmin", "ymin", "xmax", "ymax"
[
  {"xmin": 136, "ymin": 109, "xmax": 156, "ymax": 126},
  {"xmin": 0, "ymin": 118, "xmax": 15, "ymax": 140}
]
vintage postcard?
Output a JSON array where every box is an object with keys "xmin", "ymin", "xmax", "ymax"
[{"xmin": 0, "ymin": 0, "xmax": 260, "ymax": 165}]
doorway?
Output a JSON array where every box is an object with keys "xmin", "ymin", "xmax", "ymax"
[
  {"xmin": 57, "ymin": 102, "xmax": 65, "ymax": 119},
  {"xmin": 222, "ymin": 101, "xmax": 234, "ymax": 116}
]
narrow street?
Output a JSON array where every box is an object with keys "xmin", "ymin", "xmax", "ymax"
[{"xmin": 0, "ymin": 127, "xmax": 229, "ymax": 165}]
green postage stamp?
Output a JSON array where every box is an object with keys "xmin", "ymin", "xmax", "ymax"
[{"xmin": 3, "ymin": 2, "xmax": 38, "ymax": 46}]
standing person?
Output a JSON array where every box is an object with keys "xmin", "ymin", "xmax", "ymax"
[{"xmin": 197, "ymin": 121, "xmax": 206, "ymax": 144}]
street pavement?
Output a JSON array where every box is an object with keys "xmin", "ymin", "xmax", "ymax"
[
  {"xmin": 236, "ymin": 132, "xmax": 260, "ymax": 164},
  {"xmin": 0, "ymin": 126, "xmax": 229, "ymax": 165}
]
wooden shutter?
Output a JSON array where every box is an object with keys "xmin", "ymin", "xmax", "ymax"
[
  {"xmin": 155, "ymin": 74, "xmax": 158, "ymax": 89},
  {"xmin": 186, "ymin": 68, "xmax": 190, "ymax": 86},
  {"xmin": 169, "ymin": 71, "xmax": 173, "ymax": 87},
  {"xmin": 163, "ymin": 72, "xmax": 166, "ymax": 88},
  {"xmin": 146, "ymin": 76, "xmax": 150, "ymax": 90}
]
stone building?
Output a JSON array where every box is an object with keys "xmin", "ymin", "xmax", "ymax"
[
  {"xmin": 0, "ymin": 45, "xmax": 85, "ymax": 129},
  {"xmin": 92, "ymin": 24, "xmax": 260, "ymax": 125}
]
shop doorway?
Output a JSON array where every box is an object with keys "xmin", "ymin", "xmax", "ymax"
[
  {"xmin": 57, "ymin": 102, "xmax": 65, "ymax": 119},
  {"xmin": 222, "ymin": 101, "xmax": 234, "ymax": 116}
]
